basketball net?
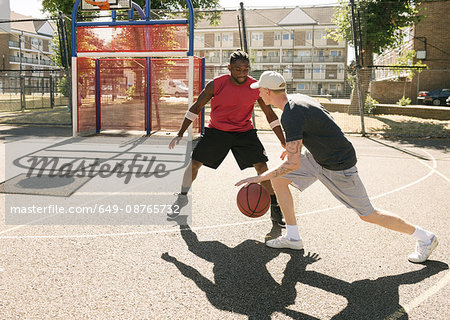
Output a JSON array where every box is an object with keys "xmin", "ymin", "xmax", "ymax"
[{"xmin": 84, "ymin": 0, "xmax": 110, "ymax": 10}]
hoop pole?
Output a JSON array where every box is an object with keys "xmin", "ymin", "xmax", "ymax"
[
  {"xmin": 131, "ymin": 2, "xmax": 146, "ymax": 19},
  {"xmin": 201, "ymin": 57, "xmax": 205, "ymax": 134},
  {"xmin": 71, "ymin": 0, "xmax": 82, "ymax": 57},
  {"xmin": 186, "ymin": 0, "xmax": 194, "ymax": 56},
  {"xmin": 72, "ymin": 57, "xmax": 78, "ymax": 136},
  {"xmin": 145, "ymin": 0, "xmax": 150, "ymax": 20},
  {"xmin": 188, "ymin": 56, "xmax": 194, "ymax": 141},
  {"xmin": 95, "ymin": 59, "xmax": 100, "ymax": 133},
  {"xmin": 146, "ymin": 57, "xmax": 151, "ymax": 135}
]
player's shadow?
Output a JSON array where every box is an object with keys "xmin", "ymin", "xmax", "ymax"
[
  {"xmin": 162, "ymin": 222, "xmax": 448, "ymax": 320},
  {"xmin": 300, "ymin": 260, "xmax": 448, "ymax": 319},
  {"xmin": 162, "ymin": 222, "xmax": 321, "ymax": 320}
]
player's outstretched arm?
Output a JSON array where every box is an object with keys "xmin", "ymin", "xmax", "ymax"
[
  {"xmin": 235, "ymin": 139, "xmax": 302, "ymax": 187},
  {"xmin": 169, "ymin": 81, "xmax": 214, "ymax": 149},
  {"xmin": 257, "ymin": 97, "xmax": 286, "ymax": 147}
]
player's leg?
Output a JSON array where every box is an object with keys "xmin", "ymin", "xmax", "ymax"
[
  {"xmin": 179, "ymin": 159, "xmax": 203, "ymax": 195},
  {"xmin": 265, "ymin": 152, "xmax": 318, "ymax": 250},
  {"xmin": 253, "ymin": 161, "xmax": 285, "ymax": 227},
  {"xmin": 359, "ymin": 210, "xmax": 437, "ymax": 263},
  {"xmin": 319, "ymin": 165, "xmax": 437, "ymax": 262}
]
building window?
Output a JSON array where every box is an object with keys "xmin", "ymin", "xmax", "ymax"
[
  {"xmin": 282, "ymin": 32, "xmax": 293, "ymax": 40},
  {"xmin": 297, "ymin": 83, "xmax": 307, "ymax": 90},
  {"xmin": 221, "ymin": 33, "xmax": 233, "ymax": 47},
  {"xmin": 274, "ymin": 33, "xmax": 281, "ymax": 41},
  {"xmin": 330, "ymin": 50, "xmax": 342, "ymax": 57},
  {"xmin": 329, "ymin": 83, "xmax": 337, "ymax": 90},
  {"xmin": 251, "ymin": 32, "xmax": 263, "ymax": 47},
  {"xmin": 194, "ymin": 34, "xmax": 204, "ymax": 47},
  {"xmin": 306, "ymin": 32, "xmax": 312, "ymax": 41}
]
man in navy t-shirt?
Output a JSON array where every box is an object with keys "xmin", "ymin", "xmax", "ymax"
[{"xmin": 236, "ymin": 71, "xmax": 438, "ymax": 263}]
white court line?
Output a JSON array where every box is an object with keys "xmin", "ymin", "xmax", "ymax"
[
  {"xmin": 404, "ymin": 271, "xmax": 450, "ymax": 313},
  {"xmin": 1, "ymin": 148, "xmax": 448, "ymax": 240},
  {"xmin": 386, "ymin": 271, "xmax": 450, "ymax": 319}
]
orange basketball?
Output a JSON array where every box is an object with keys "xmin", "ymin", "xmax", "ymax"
[{"xmin": 236, "ymin": 183, "xmax": 270, "ymax": 218}]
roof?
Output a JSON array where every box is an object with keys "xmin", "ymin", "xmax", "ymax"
[
  {"xmin": 195, "ymin": 6, "xmax": 337, "ymax": 30},
  {"xmin": 10, "ymin": 11, "xmax": 55, "ymax": 36}
]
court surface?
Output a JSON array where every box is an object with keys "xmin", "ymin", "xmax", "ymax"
[{"xmin": 0, "ymin": 132, "xmax": 449, "ymax": 319}]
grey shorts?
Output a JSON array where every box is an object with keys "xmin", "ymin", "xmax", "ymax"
[{"xmin": 282, "ymin": 150, "xmax": 375, "ymax": 216}]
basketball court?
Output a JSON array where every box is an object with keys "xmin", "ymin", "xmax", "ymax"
[
  {"xmin": 0, "ymin": 132, "xmax": 449, "ymax": 319},
  {"xmin": 0, "ymin": 0, "xmax": 448, "ymax": 318}
]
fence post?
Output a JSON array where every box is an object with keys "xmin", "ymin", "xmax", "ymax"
[
  {"xmin": 50, "ymin": 75, "xmax": 55, "ymax": 108},
  {"xmin": 20, "ymin": 75, "xmax": 25, "ymax": 110}
]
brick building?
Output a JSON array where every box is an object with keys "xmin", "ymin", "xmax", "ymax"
[
  {"xmin": 372, "ymin": 0, "xmax": 450, "ymax": 104},
  {"xmin": 194, "ymin": 6, "xmax": 348, "ymax": 96}
]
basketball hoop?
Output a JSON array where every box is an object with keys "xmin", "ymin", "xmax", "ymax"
[{"xmin": 80, "ymin": 0, "xmax": 132, "ymax": 11}]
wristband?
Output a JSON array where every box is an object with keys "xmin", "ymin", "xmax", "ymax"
[
  {"xmin": 269, "ymin": 119, "xmax": 281, "ymax": 129},
  {"xmin": 185, "ymin": 111, "xmax": 197, "ymax": 121}
]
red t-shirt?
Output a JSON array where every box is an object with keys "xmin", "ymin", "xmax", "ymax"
[{"xmin": 208, "ymin": 74, "xmax": 260, "ymax": 132}]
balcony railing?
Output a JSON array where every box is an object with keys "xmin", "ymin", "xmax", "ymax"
[
  {"xmin": 281, "ymin": 56, "xmax": 345, "ymax": 63},
  {"xmin": 204, "ymin": 57, "xmax": 220, "ymax": 63},
  {"xmin": 9, "ymin": 56, "xmax": 55, "ymax": 66},
  {"xmin": 254, "ymin": 56, "xmax": 281, "ymax": 63}
]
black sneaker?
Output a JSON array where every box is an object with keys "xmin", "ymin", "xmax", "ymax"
[
  {"xmin": 271, "ymin": 204, "xmax": 286, "ymax": 228},
  {"xmin": 168, "ymin": 193, "xmax": 189, "ymax": 220}
]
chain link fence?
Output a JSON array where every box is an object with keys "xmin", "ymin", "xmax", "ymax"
[{"xmin": 0, "ymin": 70, "xmax": 70, "ymax": 112}]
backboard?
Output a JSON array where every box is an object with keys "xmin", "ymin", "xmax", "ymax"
[{"xmin": 80, "ymin": 0, "xmax": 132, "ymax": 11}]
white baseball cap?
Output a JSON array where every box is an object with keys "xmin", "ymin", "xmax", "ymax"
[{"xmin": 250, "ymin": 71, "xmax": 286, "ymax": 90}]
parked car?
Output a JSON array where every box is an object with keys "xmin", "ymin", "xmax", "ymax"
[
  {"xmin": 447, "ymin": 95, "xmax": 450, "ymax": 106},
  {"xmin": 418, "ymin": 88, "xmax": 450, "ymax": 106},
  {"xmin": 417, "ymin": 91, "xmax": 429, "ymax": 104},
  {"xmin": 159, "ymin": 79, "xmax": 188, "ymax": 98}
]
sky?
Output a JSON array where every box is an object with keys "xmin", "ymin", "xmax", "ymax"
[{"xmin": 10, "ymin": 0, "xmax": 339, "ymax": 18}]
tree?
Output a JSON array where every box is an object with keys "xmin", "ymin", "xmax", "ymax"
[
  {"xmin": 329, "ymin": 0, "xmax": 423, "ymax": 113},
  {"xmin": 392, "ymin": 49, "xmax": 427, "ymax": 98}
]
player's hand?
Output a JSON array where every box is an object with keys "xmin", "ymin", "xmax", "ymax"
[
  {"xmin": 169, "ymin": 136, "xmax": 182, "ymax": 149},
  {"xmin": 235, "ymin": 176, "xmax": 263, "ymax": 187},
  {"xmin": 280, "ymin": 150, "xmax": 288, "ymax": 160}
]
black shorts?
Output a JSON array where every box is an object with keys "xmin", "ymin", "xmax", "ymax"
[{"xmin": 192, "ymin": 127, "xmax": 268, "ymax": 170}]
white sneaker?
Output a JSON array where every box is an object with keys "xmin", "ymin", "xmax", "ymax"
[
  {"xmin": 408, "ymin": 236, "xmax": 438, "ymax": 263},
  {"xmin": 266, "ymin": 236, "xmax": 304, "ymax": 250}
]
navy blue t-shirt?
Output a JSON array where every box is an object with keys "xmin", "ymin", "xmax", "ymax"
[{"xmin": 281, "ymin": 94, "xmax": 356, "ymax": 170}]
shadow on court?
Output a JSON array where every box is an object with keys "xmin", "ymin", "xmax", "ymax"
[{"xmin": 162, "ymin": 220, "xmax": 448, "ymax": 320}]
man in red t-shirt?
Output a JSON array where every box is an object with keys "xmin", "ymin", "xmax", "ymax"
[{"xmin": 169, "ymin": 50, "xmax": 286, "ymax": 227}]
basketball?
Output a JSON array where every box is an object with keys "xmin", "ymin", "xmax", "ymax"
[{"xmin": 236, "ymin": 183, "xmax": 271, "ymax": 218}]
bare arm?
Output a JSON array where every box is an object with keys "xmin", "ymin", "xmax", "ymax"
[
  {"xmin": 169, "ymin": 80, "xmax": 214, "ymax": 149},
  {"xmin": 235, "ymin": 139, "xmax": 302, "ymax": 186},
  {"xmin": 257, "ymin": 97, "xmax": 286, "ymax": 147}
]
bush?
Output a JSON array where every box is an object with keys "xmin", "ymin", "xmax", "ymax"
[
  {"xmin": 364, "ymin": 95, "xmax": 378, "ymax": 114},
  {"xmin": 396, "ymin": 96, "xmax": 412, "ymax": 106},
  {"xmin": 57, "ymin": 76, "xmax": 70, "ymax": 97}
]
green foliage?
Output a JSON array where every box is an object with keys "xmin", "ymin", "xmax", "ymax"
[
  {"xmin": 397, "ymin": 96, "xmax": 412, "ymax": 106},
  {"xmin": 364, "ymin": 95, "xmax": 379, "ymax": 114},
  {"xmin": 392, "ymin": 50, "xmax": 427, "ymax": 80},
  {"xmin": 125, "ymin": 85, "xmax": 135, "ymax": 101},
  {"xmin": 57, "ymin": 76, "xmax": 70, "ymax": 97},
  {"xmin": 329, "ymin": 0, "xmax": 422, "ymax": 56}
]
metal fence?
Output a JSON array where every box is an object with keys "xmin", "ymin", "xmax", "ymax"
[{"xmin": 0, "ymin": 70, "xmax": 70, "ymax": 112}]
